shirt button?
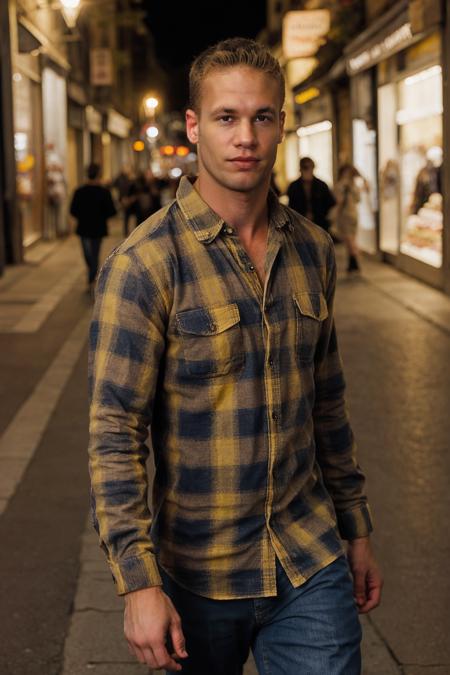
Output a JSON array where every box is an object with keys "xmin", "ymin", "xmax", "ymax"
[
  {"xmin": 272, "ymin": 411, "xmax": 279, "ymax": 421},
  {"xmin": 269, "ymin": 357, "xmax": 274, "ymax": 367},
  {"xmin": 226, "ymin": 226, "xmax": 234, "ymax": 234},
  {"xmin": 249, "ymin": 264, "xmax": 255, "ymax": 271}
]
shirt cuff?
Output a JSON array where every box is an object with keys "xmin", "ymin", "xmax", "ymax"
[
  {"xmin": 110, "ymin": 552, "xmax": 163, "ymax": 595},
  {"xmin": 336, "ymin": 504, "xmax": 373, "ymax": 540}
]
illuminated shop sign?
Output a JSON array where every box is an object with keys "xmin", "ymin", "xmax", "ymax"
[{"xmin": 347, "ymin": 23, "xmax": 413, "ymax": 74}]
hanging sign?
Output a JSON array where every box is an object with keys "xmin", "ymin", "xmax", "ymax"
[
  {"xmin": 283, "ymin": 10, "xmax": 330, "ymax": 60},
  {"xmin": 90, "ymin": 48, "xmax": 113, "ymax": 86}
]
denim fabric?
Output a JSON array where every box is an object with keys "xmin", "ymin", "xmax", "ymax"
[
  {"xmin": 80, "ymin": 237, "xmax": 102, "ymax": 284},
  {"xmin": 163, "ymin": 556, "xmax": 361, "ymax": 675}
]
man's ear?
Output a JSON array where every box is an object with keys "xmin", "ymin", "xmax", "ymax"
[
  {"xmin": 186, "ymin": 109, "xmax": 199, "ymax": 144},
  {"xmin": 278, "ymin": 110, "xmax": 286, "ymax": 144}
]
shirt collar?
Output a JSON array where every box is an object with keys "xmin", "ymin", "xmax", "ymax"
[{"xmin": 176, "ymin": 176, "xmax": 292, "ymax": 244}]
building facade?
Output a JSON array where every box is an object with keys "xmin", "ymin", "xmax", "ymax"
[
  {"xmin": 0, "ymin": 0, "xmax": 141, "ymax": 275},
  {"xmin": 277, "ymin": 0, "xmax": 450, "ymax": 294}
]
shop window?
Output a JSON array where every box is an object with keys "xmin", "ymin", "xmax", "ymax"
[
  {"xmin": 13, "ymin": 73, "xmax": 43, "ymax": 246},
  {"xmin": 378, "ymin": 82, "xmax": 400, "ymax": 255},
  {"xmin": 398, "ymin": 65, "xmax": 443, "ymax": 268},
  {"xmin": 297, "ymin": 120, "xmax": 333, "ymax": 188}
]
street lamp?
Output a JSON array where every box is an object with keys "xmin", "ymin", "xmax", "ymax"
[
  {"xmin": 144, "ymin": 96, "xmax": 159, "ymax": 118},
  {"xmin": 60, "ymin": 0, "xmax": 81, "ymax": 28},
  {"xmin": 146, "ymin": 126, "xmax": 159, "ymax": 140}
]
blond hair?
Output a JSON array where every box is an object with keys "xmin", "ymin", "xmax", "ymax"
[{"xmin": 189, "ymin": 37, "xmax": 285, "ymax": 112}]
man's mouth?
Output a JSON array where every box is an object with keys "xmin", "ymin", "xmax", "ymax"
[{"xmin": 228, "ymin": 157, "xmax": 260, "ymax": 169}]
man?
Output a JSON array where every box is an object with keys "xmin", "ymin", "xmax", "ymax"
[
  {"xmin": 70, "ymin": 163, "xmax": 116, "ymax": 293},
  {"xmin": 89, "ymin": 38, "xmax": 382, "ymax": 675},
  {"xmin": 112, "ymin": 164, "xmax": 135, "ymax": 237},
  {"xmin": 287, "ymin": 156, "xmax": 336, "ymax": 232}
]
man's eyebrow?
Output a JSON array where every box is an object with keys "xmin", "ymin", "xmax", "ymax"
[{"xmin": 210, "ymin": 106, "xmax": 277, "ymax": 115}]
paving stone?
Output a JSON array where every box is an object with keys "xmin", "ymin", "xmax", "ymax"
[
  {"xmin": 360, "ymin": 616, "xmax": 401, "ymax": 675},
  {"xmin": 74, "ymin": 573, "xmax": 123, "ymax": 612},
  {"xmin": 62, "ymin": 610, "xmax": 133, "ymax": 668},
  {"xmin": 0, "ymin": 498, "xmax": 8, "ymax": 516},
  {"xmin": 0, "ymin": 457, "xmax": 29, "ymax": 498},
  {"xmin": 62, "ymin": 665, "xmax": 148, "ymax": 675},
  {"xmin": 403, "ymin": 667, "xmax": 450, "ymax": 675}
]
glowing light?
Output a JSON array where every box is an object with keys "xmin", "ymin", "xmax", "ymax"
[
  {"xmin": 295, "ymin": 87, "xmax": 320, "ymax": 105},
  {"xmin": 146, "ymin": 126, "xmax": 159, "ymax": 139},
  {"xmin": 176, "ymin": 146, "xmax": 189, "ymax": 157},
  {"xmin": 133, "ymin": 140, "xmax": 145, "ymax": 152},
  {"xmin": 60, "ymin": 0, "xmax": 80, "ymax": 8},
  {"xmin": 170, "ymin": 168, "xmax": 182, "ymax": 178},
  {"xmin": 160, "ymin": 145, "xmax": 175, "ymax": 156},
  {"xmin": 404, "ymin": 65, "xmax": 441, "ymax": 87},
  {"xmin": 145, "ymin": 96, "xmax": 159, "ymax": 111},
  {"xmin": 297, "ymin": 120, "xmax": 332, "ymax": 137}
]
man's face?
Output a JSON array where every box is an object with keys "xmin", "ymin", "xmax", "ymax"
[
  {"xmin": 186, "ymin": 67, "xmax": 285, "ymax": 194},
  {"xmin": 301, "ymin": 163, "xmax": 314, "ymax": 180}
]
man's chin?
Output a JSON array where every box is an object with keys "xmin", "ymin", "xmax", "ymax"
[{"xmin": 223, "ymin": 174, "xmax": 268, "ymax": 194}]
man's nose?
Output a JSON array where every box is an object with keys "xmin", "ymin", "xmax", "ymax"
[{"xmin": 235, "ymin": 120, "xmax": 256, "ymax": 147}]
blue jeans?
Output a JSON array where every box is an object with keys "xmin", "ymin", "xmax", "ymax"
[
  {"xmin": 80, "ymin": 237, "xmax": 102, "ymax": 284},
  {"xmin": 162, "ymin": 556, "xmax": 361, "ymax": 675}
]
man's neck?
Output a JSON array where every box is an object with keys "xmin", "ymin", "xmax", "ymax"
[{"xmin": 196, "ymin": 174, "xmax": 270, "ymax": 238}]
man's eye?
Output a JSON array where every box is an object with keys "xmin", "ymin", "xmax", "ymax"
[
  {"xmin": 255, "ymin": 115, "xmax": 271, "ymax": 123},
  {"xmin": 219, "ymin": 115, "xmax": 233, "ymax": 123}
]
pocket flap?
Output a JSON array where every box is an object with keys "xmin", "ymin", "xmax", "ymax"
[
  {"xmin": 294, "ymin": 293, "xmax": 328, "ymax": 321},
  {"xmin": 177, "ymin": 303, "xmax": 240, "ymax": 336}
]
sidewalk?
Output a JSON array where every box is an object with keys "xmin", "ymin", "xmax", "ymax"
[{"xmin": 1, "ymin": 231, "xmax": 449, "ymax": 674}]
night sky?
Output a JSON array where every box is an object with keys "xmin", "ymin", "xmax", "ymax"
[{"xmin": 143, "ymin": 0, "xmax": 267, "ymax": 111}]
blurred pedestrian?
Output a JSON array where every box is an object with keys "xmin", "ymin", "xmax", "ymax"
[
  {"xmin": 45, "ymin": 143, "xmax": 67, "ymax": 238},
  {"xmin": 70, "ymin": 163, "xmax": 117, "ymax": 293},
  {"xmin": 287, "ymin": 157, "xmax": 336, "ymax": 232},
  {"xmin": 127, "ymin": 169, "xmax": 161, "ymax": 224},
  {"xmin": 89, "ymin": 38, "xmax": 381, "ymax": 675},
  {"xmin": 331, "ymin": 164, "xmax": 361, "ymax": 273},
  {"xmin": 112, "ymin": 164, "xmax": 135, "ymax": 237}
]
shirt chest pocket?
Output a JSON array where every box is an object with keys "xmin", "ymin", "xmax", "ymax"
[
  {"xmin": 293, "ymin": 292, "xmax": 328, "ymax": 363},
  {"xmin": 176, "ymin": 303, "xmax": 245, "ymax": 378}
]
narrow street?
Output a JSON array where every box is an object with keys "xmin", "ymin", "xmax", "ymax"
[{"xmin": 0, "ymin": 226, "xmax": 449, "ymax": 675}]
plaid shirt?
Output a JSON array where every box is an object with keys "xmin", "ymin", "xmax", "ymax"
[{"xmin": 89, "ymin": 176, "xmax": 372, "ymax": 599}]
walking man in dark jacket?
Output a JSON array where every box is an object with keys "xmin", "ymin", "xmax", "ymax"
[
  {"xmin": 70, "ymin": 163, "xmax": 117, "ymax": 292},
  {"xmin": 287, "ymin": 157, "xmax": 336, "ymax": 232}
]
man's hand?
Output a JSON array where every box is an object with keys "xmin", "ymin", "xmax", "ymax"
[
  {"xmin": 347, "ymin": 536, "xmax": 383, "ymax": 614},
  {"xmin": 124, "ymin": 586, "xmax": 188, "ymax": 671}
]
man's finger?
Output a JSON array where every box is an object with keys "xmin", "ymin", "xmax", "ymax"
[
  {"xmin": 153, "ymin": 644, "xmax": 182, "ymax": 672},
  {"xmin": 141, "ymin": 646, "xmax": 158, "ymax": 669},
  {"xmin": 352, "ymin": 568, "xmax": 367, "ymax": 607},
  {"xmin": 128, "ymin": 642, "xmax": 147, "ymax": 665},
  {"xmin": 170, "ymin": 618, "xmax": 188, "ymax": 659}
]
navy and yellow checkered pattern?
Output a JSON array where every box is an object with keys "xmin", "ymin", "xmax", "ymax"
[{"xmin": 88, "ymin": 176, "xmax": 372, "ymax": 598}]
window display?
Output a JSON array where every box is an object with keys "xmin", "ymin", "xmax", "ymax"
[
  {"xmin": 13, "ymin": 73, "xmax": 43, "ymax": 246},
  {"xmin": 353, "ymin": 118, "xmax": 377, "ymax": 254},
  {"xmin": 398, "ymin": 65, "xmax": 443, "ymax": 268},
  {"xmin": 378, "ymin": 83, "xmax": 400, "ymax": 255},
  {"xmin": 378, "ymin": 63, "xmax": 443, "ymax": 268},
  {"xmin": 297, "ymin": 120, "xmax": 333, "ymax": 187}
]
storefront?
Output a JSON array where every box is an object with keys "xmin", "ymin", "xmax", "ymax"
[
  {"xmin": 107, "ymin": 109, "xmax": 133, "ymax": 182},
  {"xmin": 85, "ymin": 105, "xmax": 103, "ymax": 168},
  {"xmin": 42, "ymin": 63, "xmax": 69, "ymax": 238},
  {"xmin": 294, "ymin": 92, "xmax": 334, "ymax": 187},
  {"xmin": 12, "ymin": 66, "xmax": 44, "ymax": 247},
  {"xmin": 346, "ymin": 0, "xmax": 447, "ymax": 288},
  {"xmin": 350, "ymin": 71, "xmax": 377, "ymax": 254},
  {"xmin": 67, "ymin": 82, "xmax": 87, "ymax": 198},
  {"xmin": 11, "ymin": 20, "xmax": 46, "ymax": 249}
]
